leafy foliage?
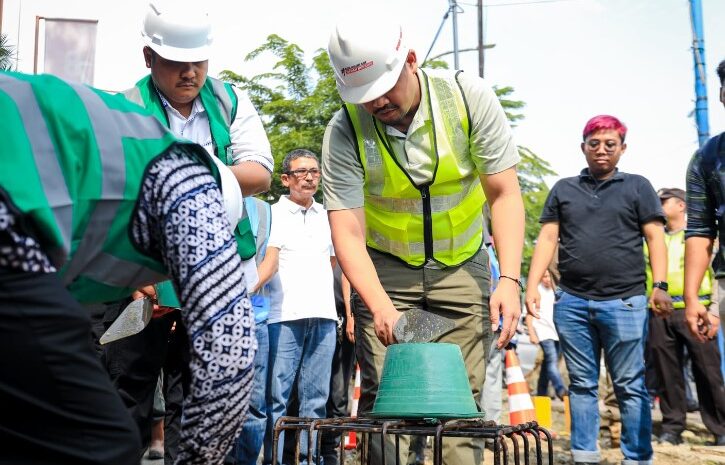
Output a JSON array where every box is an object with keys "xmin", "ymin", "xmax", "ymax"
[
  {"xmin": 220, "ymin": 35, "xmax": 555, "ymax": 270},
  {"xmin": 0, "ymin": 34, "xmax": 16, "ymax": 71},
  {"xmin": 491, "ymin": 85, "xmax": 556, "ymax": 274},
  {"xmin": 219, "ymin": 34, "xmax": 341, "ymax": 200},
  {"xmin": 517, "ymin": 146, "xmax": 555, "ymax": 275}
]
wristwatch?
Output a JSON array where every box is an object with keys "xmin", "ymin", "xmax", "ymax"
[{"xmin": 652, "ymin": 281, "xmax": 669, "ymax": 292}]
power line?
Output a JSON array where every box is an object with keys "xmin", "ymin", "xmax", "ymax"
[{"xmin": 423, "ymin": 4, "xmax": 455, "ymax": 64}]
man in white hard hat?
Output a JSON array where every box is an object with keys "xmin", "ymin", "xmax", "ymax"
[
  {"xmin": 88, "ymin": 2, "xmax": 271, "ymax": 461},
  {"xmin": 322, "ymin": 20, "xmax": 524, "ymax": 465}
]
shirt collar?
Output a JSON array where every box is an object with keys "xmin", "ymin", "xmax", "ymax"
[
  {"xmin": 578, "ymin": 167, "xmax": 624, "ymax": 183},
  {"xmin": 155, "ymin": 87, "xmax": 205, "ymax": 121},
  {"xmin": 281, "ymin": 195, "xmax": 319, "ymax": 214}
]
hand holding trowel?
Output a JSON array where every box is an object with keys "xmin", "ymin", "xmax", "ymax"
[
  {"xmin": 392, "ymin": 308, "xmax": 455, "ymax": 343},
  {"xmin": 99, "ymin": 297, "xmax": 154, "ymax": 345},
  {"xmin": 99, "ymin": 285, "xmax": 177, "ymax": 344}
]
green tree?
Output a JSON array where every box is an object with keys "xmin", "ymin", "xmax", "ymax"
[
  {"xmin": 219, "ymin": 34, "xmax": 341, "ymax": 200},
  {"xmin": 493, "ymin": 86, "xmax": 556, "ymax": 276},
  {"xmin": 221, "ymin": 36, "xmax": 555, "ymax": 271},
  {"xmin": 517, "ymin": 146, "xmax": 555, "ymax": 276},
  {"xmin": 0, "ymin": 33, "xmax": 16, "ymax": 71}
]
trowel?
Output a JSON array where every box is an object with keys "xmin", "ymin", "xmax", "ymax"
[
  {"xmin": 393, "ymin": 308, "xmax": 455, "ymax": 343},
  {"xmin": 99, "ymin": 297, "xmax": 153, "ymax": 345}
]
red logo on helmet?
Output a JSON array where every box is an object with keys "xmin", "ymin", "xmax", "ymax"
[{"xmin": 341, "ymin": 60, "xmax": 374, "ymax": 76}]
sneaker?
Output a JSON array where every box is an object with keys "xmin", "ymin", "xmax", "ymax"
[
  {"xmin": 657, "ymin": 432, "xmax": 683, "ymax": 445},
  {"xmin": 706, "ymin": 434, "xmax": 725, "ymax": 446}
]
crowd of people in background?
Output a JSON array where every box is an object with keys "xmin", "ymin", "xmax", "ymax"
[{"xmin": 2, "ymin": 2, "xmax": 725, "ymax": 465}]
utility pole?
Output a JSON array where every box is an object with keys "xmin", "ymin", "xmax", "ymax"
[
  {"xmin": 449, "ymin": 0, "xmax": 460, "ymax": 69},
  {"xmin": 689, "ymin": 0, "xmax": 709, "ymax": 147},
  {"xmin": 477, "ymin": 0, "xmax": 484, "ymax": 78}
]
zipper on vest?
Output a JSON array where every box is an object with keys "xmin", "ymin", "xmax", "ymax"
[{"xmin": 420, "ymin": 186, "xmax": 434, "ymax": 261}]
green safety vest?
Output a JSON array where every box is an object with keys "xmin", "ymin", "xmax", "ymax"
[
  {"xmin": 645, "ymin": 228, "xmax": 713, "ymax": 308},
  {"xmin": 0, "ymin": 71, "xmax": 218, "ymax": 303},
  {"xmin": 344, "ymin": 69, "xmax": 485, "ymax": 267},
  {"xmin": 125, "ymin": 76, "xmax": 256, "ymax": 307},
  {"xmin": 124, "ymin": 75, "xmax": 256, "ymax": 259}
]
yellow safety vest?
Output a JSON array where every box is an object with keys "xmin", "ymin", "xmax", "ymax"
[
  {"xmin": 645, "ymin": 228, "xmax": 713, "ymax": 308},
  {"xmin": 344, "ymin": 69, "xmax": 485, "ymax": 267}
]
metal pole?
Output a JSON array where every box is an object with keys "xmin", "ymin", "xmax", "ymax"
[
  {"xmin": 33, "ymin": 16, "xmax": 40, "ymax": 74},
  {"xmin": 689, "ymin": 0, "xmax": 709, "ymax": 147},
  {"xmin": 477, "ymin": 0, "xmax": 484, "ymax": 78},
  {"xmin": 0, "ymin": 0, "xmax": 4, "ymax": 35},
  {"xmin": 449, "ymin": 0, "xmax": 459, "ymax": 69}
]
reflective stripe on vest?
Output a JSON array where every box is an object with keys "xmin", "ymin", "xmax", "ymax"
[
  {"xmin": 0, "ymin": 74, "xmax": 73, "ymax": 264},
  {"xmin": 344, "ymin": 69, "xmax": 484, "ymax": 267},
  {"xmin": 0, "ymin": 72, "xmax": 209, "ymax": 303},
  {"xmin": 645, "ymin": 229, "xmax": 713, "ymax": 308}
]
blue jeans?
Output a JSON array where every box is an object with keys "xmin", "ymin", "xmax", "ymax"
[
  {"xmin": 536, "ymin": 339, "xmax": 566, "ymax": 397},
  {"xmin": 554, "ymin": 290, "xmax": 652, "ymax": 465},
  {"xmin": 264, "ymin": 318, "xmax": 336, "ymax": 465},
  {"xmin": 233, "ymin": 321, "xmax": 269, "ymax": 465}
]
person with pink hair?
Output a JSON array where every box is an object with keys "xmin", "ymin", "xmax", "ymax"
[{"xmin": 525, "ymin": 115, "xmax": 672, "ymax": 465}]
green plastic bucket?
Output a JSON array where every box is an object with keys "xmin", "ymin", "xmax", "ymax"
[{"xmin": 370, "ymin": 342, "xmax": 483, "ymax": 419}]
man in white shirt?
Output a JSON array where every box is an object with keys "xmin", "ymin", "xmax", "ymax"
[{"xmin": 255, "ymin": 149, "xmax": 337, "ymax": 465}]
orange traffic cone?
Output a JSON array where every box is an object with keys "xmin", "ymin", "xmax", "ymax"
[
  {"xmin": 344, "ymin": 364, "xmax": 361, "ymax": 450},
  {"xmin": 505, "ymin": 349, "xmax": 537, "ymax": 425}
]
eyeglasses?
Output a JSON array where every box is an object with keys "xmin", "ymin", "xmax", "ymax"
[
  {"xmin": 585, "ymin": 140, "xmax": 621, "ymax": 152},
  {"xmin": 286, "ymin": 168, "xmax": 321, "ymax": 179}
]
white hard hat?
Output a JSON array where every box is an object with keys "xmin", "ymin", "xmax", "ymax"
[
  {"xmin": 209, "ymin": 154, "xmax": 244, "ymax": 232},
  {"xmin": 328, "ymin": 21, "xmax": 409, "ymax": 104},
  {"xmin": 141, "ymin": 1, "xmax": 213, "ymax": 62}
]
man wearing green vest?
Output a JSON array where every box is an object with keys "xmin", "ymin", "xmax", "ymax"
[
  {"xmin": 646, "ymin": 188, "xmax": 725, "ymax": 446},
  {"xmin": 323, "ymin": 21, "xmax": 524, "ymax": 465},
  {"xmin": 126, "ymin": 1, "xmax": 273, "ymax": 297},
  {"xmin": 0, "ymin": 72, "xmax": 255, "ymax": 465},
  {"xmin": 89, "ymin": 3, "xmax": 273, "ymax": 459}
]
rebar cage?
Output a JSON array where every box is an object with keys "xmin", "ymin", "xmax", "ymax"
[{"xmin": 273, "ymin": 416, "xmax": 553, "ymax": 465}]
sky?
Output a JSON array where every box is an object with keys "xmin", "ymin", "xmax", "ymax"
[{"xmin": 3, "ymin": 0, "xmax": 725, "ymax": 190}]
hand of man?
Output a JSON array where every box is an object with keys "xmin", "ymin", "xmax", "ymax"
[
  {"xmin": 706, "ymin": 313, "xmax": 720, "ymax": 339},
  {"xmin": 131, "ymin": 284, "xmax": 157, "ymax": 302},
  {"xmin": 372, "ymin": 306, "xmax": 402, "ymax": 346},
  {"xmin": 490, "ymin": 279, "xmax": 521, "ymax": 349},
  {"xmin": 649, "ymin": 288, "xmax": 674, "ymax": 317},
  {"xmin": 346, "ymin": 315, "xmax": 356, "ymax": 343},
  {"xmin": 528, "ymin": 327, "xmax": 540, "ymax": 345},
  {"xmin": 685, "ymin": 301, "xmax": 711, "ymax": 342},
  {"xmin": 524, "ymin": 286, "xmax": 541, "ymax": 319},
  {"xmin": 131, "ymin": 285, "xmax": 175, "ymax": 318}
]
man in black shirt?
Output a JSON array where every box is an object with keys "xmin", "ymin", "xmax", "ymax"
[
  {"xmin": 525, "ymin": 115, "xmax": 672, "ymax": 465},
  {"xmin": 685, "ymin": 59, "xmax": 725, "ymax": 344},
  {"xmin": 683, "ymin": 59, "xmax": 725, "ymax": 448}
]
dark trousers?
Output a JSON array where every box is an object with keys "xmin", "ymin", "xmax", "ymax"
[
  {"xmin": 88, "ymin": 299, "xmax": 177, "ymax": 452},
  {"xmin": 0, "ymin": 270, "xmax": 140, "ymax": 465},
  {"xmin": 162, "ymin": 315, "xmax": 189, "ymax": 465},
  {"xmin": 321, "ymin": 319, "xmax": 356, "ymax": 461},
  {"xmin": 648, "ymin": 309, "xmax": 725, "ymax": 435}
]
